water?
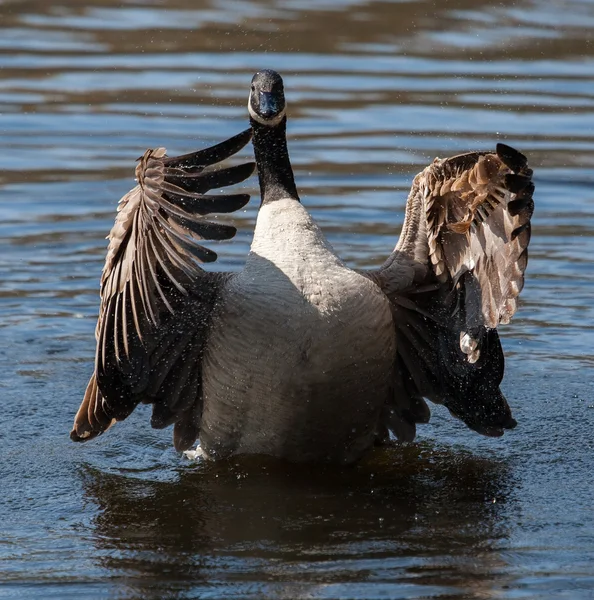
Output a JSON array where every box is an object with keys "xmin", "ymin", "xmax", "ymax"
[{"xmin": 1, "ymin": 0, "xmax": 594, "ymax": 598}]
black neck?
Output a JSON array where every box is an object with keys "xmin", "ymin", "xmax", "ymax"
[{"xmin": 251, "ymin": 116, "xmax": 300, "ymax": 205}]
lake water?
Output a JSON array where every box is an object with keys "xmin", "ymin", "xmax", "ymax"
[{"xmin": 1, "ymin": 0, "xmax": 594, "ymax": 598}]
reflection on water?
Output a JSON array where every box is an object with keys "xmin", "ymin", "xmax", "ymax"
[
  {"xmin": 83, "ymin": 445, "xmax": 512, "ymax": 599},
  {"xmin": 1, "ymin": 0, "xmax": 594, "ymax": 598}
]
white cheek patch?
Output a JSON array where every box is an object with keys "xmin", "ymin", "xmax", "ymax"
[{"xmin": 248, "ymin": 97, "xmax": 286, "ymax": 127}]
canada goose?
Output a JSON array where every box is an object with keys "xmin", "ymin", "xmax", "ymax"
[{"xmin": 71, "ymin": 70, "xmax": 534, "ymax": 464}]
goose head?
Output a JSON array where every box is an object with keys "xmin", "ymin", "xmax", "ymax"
[{"xmin": 248, "ymin": 69, "xmax": 286, "ymax": 127}]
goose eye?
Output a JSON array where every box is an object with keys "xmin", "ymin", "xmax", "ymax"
[{"xmin": 251, "ymin": 84, "xmax": 255, "ymax": 92}]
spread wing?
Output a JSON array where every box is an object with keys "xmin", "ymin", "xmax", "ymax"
[
  {"xmin": 71, "ymin": 129, "xmax": 255, "ymax": 450},
  {"xmin": 369, "ymin": 143, "xmax": 534, "ymax": 439}
]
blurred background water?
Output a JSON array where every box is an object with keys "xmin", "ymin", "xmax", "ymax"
[{"xmin": 1, "ymin": 0, "xmax": 593, "ymax": 598}]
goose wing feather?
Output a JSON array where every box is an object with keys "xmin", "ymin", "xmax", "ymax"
[
  {"xmin": 369, "ymin": 143, "xmax": 534, "ymax": 438},
  {"xmin": 71, "ymin": 128, "xmax": 255, "ymax": 450}
]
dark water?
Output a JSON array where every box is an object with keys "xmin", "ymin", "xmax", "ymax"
[{"xmin": 1, "ymin": 0, "xmax": 594, "ymax": 598}]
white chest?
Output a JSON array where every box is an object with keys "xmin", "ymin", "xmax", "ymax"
[{"xmin": 199, "ymin": 199, "xmax": 395, "ymax": 461}]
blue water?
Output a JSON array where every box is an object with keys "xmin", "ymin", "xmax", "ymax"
[{"xmin": 1, "ymin": 0, "xmax": 594, "ymax": 598}]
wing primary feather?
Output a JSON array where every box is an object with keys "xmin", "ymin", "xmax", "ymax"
[
  {"xmin": 158, "ymin": 191, "xmax": 250, "ymax": 222},
  {"xmin": 146, "ymin": 230, "xmax": 188, "ymax": 296},
  {"xmin": 194, "ymin": 162, "xmax": 258, "ymax": 192},
  {"xmin": 508, "ymin": 196, "xmax": 533, "ymax": 217},
  {"xmin": 121, "ymin": 282, "xmax": 130, "ymax": 359},
  {"xmin": 158, "ymin": 193, "xmax": 215, "ymax": 222},
  {"xmin": 87, "ymin": 376, "xmax": 100, "ymax": 430},
  {"xmin": 144, "ymin": 238, "xmax": 175, "ymax": 316},
  {"xmin": 163, "ymin": 211, "xmax": 237, "ymax": 241},
  {"xmin": 512, "ymin": 222, "xmax": 530, "ymax": 241},
  {"xmin": 504, "ymin": 173, "xmax": 531, "ymax": 193},
  {"xmin": 130, "ymin": 212, "xmax": 155, "ymax": 328},
  {"xmin": 113, "ymin": 291, "xmax": 122, "ymax": 363},
  {"xmin": 154, "ymin": 218, "xmax": 213, "ymax": 271},
  {"xmin": 129, "ymin": 268, "xmax": 143, "ymax": 343},
  {"xmin": 157, "ymin": 215, "xmax": 228, "ymax": 260},
  {"xmin": 156, "ymin": 208, "xmax": 233, "ymax": 242},
  {"xmin": 138, "ymin": 238, "xmax": 158, "ymax": 327},
  {"xmin": 496, "ymin": 143, "xmax": 528, "ymax": 172},
  {"xmin": 163, "ymin": 161, "xmax": 256, "ymax": 192},
  {"xmin": 99, "ymin": 296, "xmax": 113, "ymax": 372},
  {"xmin": 100, "ymin": 320, "xmax": 107, "ymax": 372},
  {"xmin": 163, "ymin": 193, "xmax": 251, "ymax": 215},
  {"xmin": 150, "ymin": 222, "xmax": 208, "ymax": 273},
  {"xmin": 162, "ymin": 128, "xmax": 252, "ymax": 170}
]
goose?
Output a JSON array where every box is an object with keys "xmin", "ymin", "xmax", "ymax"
[{"xmin": 71, "ymin": 70, "xmax": 534, "ymax": 464}]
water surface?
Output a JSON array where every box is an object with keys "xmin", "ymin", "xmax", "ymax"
[{"xmin": 1, "ymin": 0, "xmax": 594, "ymax": 598}]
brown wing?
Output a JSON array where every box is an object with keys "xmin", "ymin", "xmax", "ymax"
[
  {"xmin": 423, "ymin": 145, "xmax": 533, "ymax": 332},
  {"xmin": 71, "ymin": 129, "xmax": 255, "ymax": 450},
  {"xmin": 369, "ymin": 143, "xmax": 534, "ymax": 439}
]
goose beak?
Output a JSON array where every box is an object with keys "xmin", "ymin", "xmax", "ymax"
[{"xmin": 259, "ymin": 92, "xmax": 278, "ymax": 118}]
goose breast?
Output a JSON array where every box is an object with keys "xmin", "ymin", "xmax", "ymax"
[{"xmin": 200, "ymin": 199, "xmax": 395, "ymax": 463}]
